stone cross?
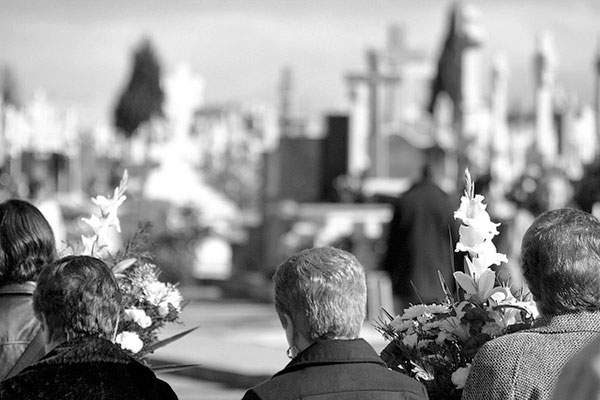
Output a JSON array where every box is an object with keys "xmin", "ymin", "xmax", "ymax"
[
  {"xmin": 346, "ymin": 49, "xmax": 400, "ymax": 178},
  {"xmin": 381, "ymin": 24, "xmax": 426, "ymax": 123}
]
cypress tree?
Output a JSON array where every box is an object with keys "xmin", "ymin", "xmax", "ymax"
[{"xmin": 114, "ymin": 38, "xmax": 164, "ymax": 138}]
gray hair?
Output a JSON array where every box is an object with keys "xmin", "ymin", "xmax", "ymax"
[
  {"xmin": 273, "ymin": 246, "xmax": 367, "ymax": 341},
  {"xmin": 522, "ymin": 208, "xmax": 600, "ymax": 315}
]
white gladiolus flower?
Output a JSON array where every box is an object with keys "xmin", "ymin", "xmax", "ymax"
[
  {"xmin": 454, "ymin": 195, "xmax": 500, "ymax": 236},
  {"xmin": 125, "ymin": 308, "xmax": 152, "ymax": 329},
  {"xmin": 115, "ymin": 331, "xmax": 144, "ymax": 354}
]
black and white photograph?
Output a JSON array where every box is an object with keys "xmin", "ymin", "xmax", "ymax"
[{"xmin": 1, "ymin": 1, "xmax": 600, "ymax": 399}]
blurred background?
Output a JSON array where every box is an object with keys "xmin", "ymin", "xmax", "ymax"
[{"xmin": 2, "ymin": 0, "xmax": 600, "ymax": 398}]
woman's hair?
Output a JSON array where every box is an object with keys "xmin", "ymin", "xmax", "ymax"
[
  {"xmin": 0, "ymin": 199, "xmax": 56, "ymax": 284},
  {"xmin": 273, "ymin": 246, "xmax": 367, "ymax": 341},
  {"xmin": 522, "ymin": 208, "xmax": 600, "ymax": 315},
  {"xmin": 33, "ymin": 255, "xmax": 122, "ymax": 342}
]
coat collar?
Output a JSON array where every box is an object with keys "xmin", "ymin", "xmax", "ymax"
[
  {"xmin": 0, "ymin": 281, "xmax": 36, "ymax": 295},
  {"xmin": 531, "ymin": 311, "xmax": 600, "ymax": 334},
  {"xmin": 274, "ymin": 338, "xmax": 385, "ymax": 378},
  {"xmin": 37, "ymin": 336, "xmax": 133, "ymax": 367}
]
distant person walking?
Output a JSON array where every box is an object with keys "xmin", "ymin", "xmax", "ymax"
[{"xmin": 381, "ymin": 145, "xmax": 458, "ymax": 313}]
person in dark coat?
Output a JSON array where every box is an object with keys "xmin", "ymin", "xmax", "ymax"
[
  {"xmin": 0, "ymin": 255, "xmax": 178, "ymax": 400},
  {"xmin": 462, "ymin": 208, "xmax": 600, "ymax": 400},
  {"xmin": 242, "ymin": 247, "xmax": 428, "ymax": 400},
  {"xmin": 382, "ymin": 146, "xmax": 458, "ymax": 312},
  {"xmin": 0, "ymin": 199, "xmax": 56, "ymax": 380}
]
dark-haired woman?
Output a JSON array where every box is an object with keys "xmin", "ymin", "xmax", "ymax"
[{"xmin": 0, "ymin": 199, "xmax": 56, "ymax": 380}]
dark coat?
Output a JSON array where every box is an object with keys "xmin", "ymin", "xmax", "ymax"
[
  {"xmin": 462, "ymin": 312, "xmax": 600, "ymax": 400},
  {"xmin": 382, "ymin": 180, "xmax": 458, "ymax": 305},
  {"xmin": 0, "ymin": 282, "xmax": 45, "ymax": 380},
  {"xmin": 0, "ymin": 336, "xmax": 178, "ymax": 400},
  {"xmin": 242, "ymin": 339, "xmax": 428, "ymax": 400}
]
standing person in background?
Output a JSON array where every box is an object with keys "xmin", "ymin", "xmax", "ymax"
[
  {"xmin": 0, "ymin": 255, "xmax": 178, "ymax": 399},
  {"xmin": 381, "ymin": 145, "xmax": 458, "ymax": 313},
  {"xmin": 0, "ymin": 199, "xmax": 56, "ymax": 380},
  {"xmin": 242, "ymin": 247, "xmax": 428, "ymax": 400}
]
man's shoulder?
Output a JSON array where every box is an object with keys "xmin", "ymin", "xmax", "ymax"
[
  {"xmin": 477, "ymin": 330, "xmax": 539, "ymax": 355},
  {"xmin": 247, "ymin": 361, "xmax": 428, "ymax": 400}
]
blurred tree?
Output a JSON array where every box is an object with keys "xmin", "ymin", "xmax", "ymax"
[
  {"xmin": 114, "ymin": 38, "xmax": 164, "ymax": 138},
  {"xmin": 0, "ymin": 65, "xmax": 20, "ymax": 108}
]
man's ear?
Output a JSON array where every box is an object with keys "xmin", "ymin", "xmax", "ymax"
[
  {"xmin": 277, "ymin": 311, "xmax": 289, "ymax": 328},
  {"xmin": 281, "ymin": 313, "xmax": 295, "ymax": 347}
]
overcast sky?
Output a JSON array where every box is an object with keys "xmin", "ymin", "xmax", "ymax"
[{"xmin": 1, "ymin": 0, "xmax": 599, "ymax": 128}]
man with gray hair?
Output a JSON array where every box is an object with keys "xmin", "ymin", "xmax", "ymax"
[
  {"xmin": 242, "ymin": 246, "xmax": 428, "ymax": 400},
  {"xmin": 463, "ymin": 208, "xmax": 600, "ymax": 400}
]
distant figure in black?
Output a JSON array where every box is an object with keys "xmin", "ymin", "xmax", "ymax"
[{"xmin": 382, "ymin": 145, "xmax": 458, "ymax": 313}]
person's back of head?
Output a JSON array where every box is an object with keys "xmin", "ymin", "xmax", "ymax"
[
  {"xmin": 522, "ymin": 208, "xmax": 600, "ymax": 316},
  {"xmin": 274, "ymin": 246, "xmax": 366, "ymax": 341},
  {"xmin": 33, "ymin": 255, "xmax": 121, "ymax": 346},
  {"xmin": 421, "ymin": 145, "xmax": 449, "ymax": 190},
  {"xmin": 0, "ymin": 199, "xmax": 56, "ymax": 285}
]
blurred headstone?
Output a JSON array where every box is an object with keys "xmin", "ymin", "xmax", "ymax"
[{"xmin": 321, "ymin": 114, "xmax": 349, "ymax": 202}]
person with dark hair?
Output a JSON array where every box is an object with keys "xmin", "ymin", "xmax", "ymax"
[
  {"xmin": 0, "ymin": 256, "xmax": 178, "ymax": 399},
  {"xmin": 381, "ymin": 145, "xmax": 459, "ymax": 313},
  {"xmin": 0, "ymin": 199, "xmax": 56, "ymax": 380},
  {"xmin": 462, "ymin": 208, "xmax": 600, "ymax": 400},
  {"xmin": 242, "ymin": 247, "xmax": 428, "ymax": 400}
]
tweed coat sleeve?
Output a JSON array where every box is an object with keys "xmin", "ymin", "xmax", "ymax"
[
  {"xmin": 461, "ymin": 339, "xmax": 519, "ymax": 400},
  {"xmin": 462, "ymin": 313, "xmax": 600, "ymax": 400}
]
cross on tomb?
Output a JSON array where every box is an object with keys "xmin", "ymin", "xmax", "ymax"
[
  {"xmin": 346, "ymin": 49, "xmax": 400, "ymax": 178},
  {"xmin": 381, "ymin": 24, "xmax": 427, "ymax": 123}
]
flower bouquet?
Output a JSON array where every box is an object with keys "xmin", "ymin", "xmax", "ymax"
[
  {"xmin": 62, "ymin": 171, "xmax": 197, "ymax": 365},
  {"xmin": 377, "ymin": 169, "xmax": 538, "ymax": 400}
]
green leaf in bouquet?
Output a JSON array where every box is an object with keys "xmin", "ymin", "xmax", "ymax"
[
  {"xmin": 409, "ymin": 280, "xmax": 424, "ymax": 304},
  {"xmin": 438, "ymin": 270, "xmax": 455, "ymax": 305},
  {"xmin": 142, "ymin": 326, "xmax": 199, "ymax": 355},
  {"xmin": 117, "ymin": 222, "xmax": 154, "ymax": 264},
  {"xmin": 113, "ymin": 258, "xmax": 137, "ymax": 277}
]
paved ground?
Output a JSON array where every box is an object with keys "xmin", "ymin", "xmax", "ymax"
[{"xmin": 148, "ymin": 286, "xmax": 389, "ymax": 400}]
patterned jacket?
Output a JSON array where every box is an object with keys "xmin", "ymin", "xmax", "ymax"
[
  {"xmin": 0, "ymin": 336, "xmax": 178, "ymax": 399},
  {"xmin": 462, "ymin": 312, "xmax": 600, "ymax": 400}
]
